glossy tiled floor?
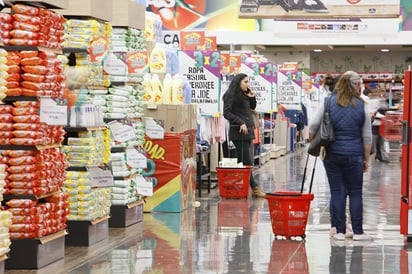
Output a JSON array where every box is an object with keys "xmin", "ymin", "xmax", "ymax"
[{"xmin": 6, "ymin": 147, "xmax": 409, "ymax": 274}]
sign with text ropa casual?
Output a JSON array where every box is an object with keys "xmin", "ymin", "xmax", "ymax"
[
  {"xmin": 277, "ymin": 70, "xmax": 303, "ymax": 110},
  {"xmin": 179, "ymin": 50, "xmax": 221, "ymax": 116},
  {"xmin": 240, "ymin": 62, "xmax": 273, "ymax": 113}
]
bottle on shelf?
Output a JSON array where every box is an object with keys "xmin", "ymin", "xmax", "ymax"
[
  {"xmin": 163, "ymin": 73, "xmax": 173, "ymax": 104},
  {"xmin": 151, "ymin": 74, "xmax": 163, "ymax": 105},
  {"xmin": 142, "ymin": 73, "xmax": 154, "ymax": 105}
]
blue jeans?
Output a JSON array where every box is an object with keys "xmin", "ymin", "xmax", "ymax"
[
  {"xmin": 232, "ymin": 140, "xmax": 257, "ymax": 188},
  {"xmin": 323, "ymin": 154, "xmax": 364, "ymax": 235}
]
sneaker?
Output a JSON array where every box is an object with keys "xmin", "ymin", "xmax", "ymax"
[
  {"xmin": 252, "ymin": 187, "xmax": 266, "ymax": 198},
  {"xmin": 353, "ymin": 233, "xmax": 373, "ymax": 241},
  {"xmin": 333, "ymin": 233, "xmax": 345, "ymax": 241},
  {"xmin": 345, "ymin": 224, "xmax": 354, "ymax": 238}
]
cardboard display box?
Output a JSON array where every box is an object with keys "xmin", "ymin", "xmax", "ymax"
[
  {"xmin": 144, "ymin": 104, "xmax": 197, "ymax": 133},
  {"xmin": 111, "ymin": 0, "xmax": 146, "ymax": 29},
  {"xmin": 56, "ymin": 0, "xmax": 112, "ymax": 21}
]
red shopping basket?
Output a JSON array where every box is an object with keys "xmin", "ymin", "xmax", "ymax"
[
  {"xmin": 266, "ymin": 192, "xmax": 314, "ymax": 239},
  {"xmin": 266, "ymin": 154, "xmax": 316, "ymax": 239},
  {"xmin": 216, "ymin": 166, "xmax": 252, "ymax": 199}
]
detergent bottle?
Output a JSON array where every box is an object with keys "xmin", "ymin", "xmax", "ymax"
[
  {"xmin": 142, "ymin": 73, "xmax": 154, "ymax": 105},
  {"xmin": 172, "ymin": 74, "xmax": 184, "ymax": 104},
  {"xmin": 162, "ymin": 73, "xmax": 173, "ymax": 104},
  {"xmin": 149, "ymin": 45, "xmax": 166, "ymax": 74},
  {"xmin": 151, "ymin": 74, "xmax": 163, "ymax": 105}
]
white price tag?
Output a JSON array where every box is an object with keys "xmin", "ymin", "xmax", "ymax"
[
  {"xmin": 88, "ymin": 167, "xmax": 113, "ymax": 188},
  {"xmin": 108, "ymin": 120, "xmax": 136, "ymax": 143},
  {"xmin": 126, "ymin": 148, "xmax": 147, "ymax": 169},
  {"xmin": 136, "ymin": 176, "xmax": 153, "ymax": 196},
  {"xmin": 40, "ymin": 97, "xmax": 68, "ymax": 126},
  {"xmin": 144, "ymin": 117, "xmax": 164, "ymax": 139}
]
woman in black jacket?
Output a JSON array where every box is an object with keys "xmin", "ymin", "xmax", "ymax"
[{"xmin": 223, "ymin": 73, "xmax": 265, "ymax": 197}]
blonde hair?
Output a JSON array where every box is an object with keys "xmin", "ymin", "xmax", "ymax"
[{"xmin": 335, "ymin": 70, "xmax": 363, "ymax": 107}]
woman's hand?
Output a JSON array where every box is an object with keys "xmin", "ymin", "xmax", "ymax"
[{"xmin": 239, "ymin": 124, "xmax": 248, "ymax": 134}]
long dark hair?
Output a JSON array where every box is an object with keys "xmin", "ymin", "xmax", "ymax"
[{"xmin": 223, "ymin": 73, "xmax": 248, "ymax": 100}]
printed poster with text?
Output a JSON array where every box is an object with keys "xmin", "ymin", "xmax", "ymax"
[
  {"xmin": 271, "ymin": 64, "xmax": 278, "ymax": 113},
  {"xmin": 277, "ymin": 70, "xmax": 303, "ymax": 110},
  {"xmin": 240, "ymin": 63, "xmax": 272, "ymax": 113},
  {"xmin": 179, "ymin": 50, "xmax": 221, "ymax": 116}
]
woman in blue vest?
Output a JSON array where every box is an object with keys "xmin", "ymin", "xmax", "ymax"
[{"xmin": 309, "ymin": 70, "xmax": 372, "ymax": 241}]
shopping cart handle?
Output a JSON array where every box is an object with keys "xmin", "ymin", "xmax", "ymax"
[{"xmin": 266, "ymin": 192, "xmax": 302, "ymax": 197}]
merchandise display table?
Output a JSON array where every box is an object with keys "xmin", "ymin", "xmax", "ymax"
[
  {"xmin": 109, "ymin": 200, "xmax": 144, "ymax": 227},
  {"xmin": 65, "ymin": 216, "xmax": 109, "ymax": 246}
]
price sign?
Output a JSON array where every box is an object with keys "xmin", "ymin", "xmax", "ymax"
[
  {"xmin": 136, "ymin": 176, "xmax": 153, "ymax": 196},
  {"xmin": 40, "ymin": 97, "xmax": 68, "ymax": 126},
  {"xmin": 88, "ymin": 167, "xmax": 113, "ymax": 188},
  {"xmin": 108, "ymin": 120, "xmax": 136, "ymax": 143},
  {"xmin": 126, "ymin": 148, "xmax": 147, "ymax": 168}
]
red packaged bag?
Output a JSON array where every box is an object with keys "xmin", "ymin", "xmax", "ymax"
[{"xmin": 6, "ymin": 199, "xmax": 38, "ymax": 208}]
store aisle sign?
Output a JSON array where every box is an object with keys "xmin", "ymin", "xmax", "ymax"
[
  {"xmin": 239, "ymin": 0, "xmax": 400, "ymax": 19},
  {"xmin": 126, "ymin": 148, "xmax": 147, "ymax": 169},
  {"xmin": 240, "ymin": 63, "xmax": 272, "ymax": 113},
  {"xmin": 277, "ymin": 70, "xmax": 302, "ymax": 110},
  {"xmin": 40, "ymin": 97, "xmax": 67, "ymax": 126},
  {"xmin": 108, "ymin": 120, "xmax": 136, "ymax": 143},
  {"xmin": 88, "ymin": 167, "xmax": 113, "ymax": 188},
  {"xmin": 179, "ymin": 50, "xmax": 220, "ymax": 116}
]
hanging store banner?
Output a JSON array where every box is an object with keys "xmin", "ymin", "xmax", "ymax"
[
  {"xmin": 272, "ymin": 64, "xmax": 279, "ymax": 113},
  {"xmin": 240, "ymin": 63, "xmax": 272, "ymax": 113},
  {"xmin": 179, "ymin": 50, "xmax": 221, "ymax": 116},
  {"xmin": 277, "ymin": 70, "xmax": 303, "ymax": 110},
  {"xmin": 239, "ymin": 0, "xmax": 400, "ymax": 19}
]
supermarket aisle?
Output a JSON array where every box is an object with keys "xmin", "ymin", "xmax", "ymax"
[{"xmin": 5, "ymin": 147, "xmax": 407, "ymax": 274}]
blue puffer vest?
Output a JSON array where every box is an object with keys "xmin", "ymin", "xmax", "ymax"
[{"xmin": 327, "ymin": 93, "xmax": 365, "ymax": 156}]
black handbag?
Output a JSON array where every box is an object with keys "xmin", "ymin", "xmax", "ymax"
[{"xmin": 308, "ymin": 96, "xmax": 335, "ymax": 156}]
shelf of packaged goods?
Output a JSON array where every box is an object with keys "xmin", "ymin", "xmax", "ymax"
[
  {"xmin": 109, "ymin": 200, "xmax": 144, "ymax": 228},
  {"xmin": 65, "ymin": 215, "xmax": 109, "ymax": 246},
  {"xmin": 64, "ymin": 126, "xmax": 107, "ymax": 133},
  {"xmin": 3, "ymin": 190, "xmax": 61, "ymax": 201},
  {"xmin": 0, "ymin": 143, "xmax": 61, "ymax": 151},
  {"xmin": 62, "ymin": 47, "xmax": 89, "ymax": 54},
  {"xmin": 5, "ymin": 229, "xmax": 67, "ymax": 269},
  {"xmin": 0, "ymin": 45, "xmax": 62, "ymax": 54}
]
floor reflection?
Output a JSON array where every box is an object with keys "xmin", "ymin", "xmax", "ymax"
[{"xmin": 20, "ymin": 148, "xmax": 409, "ymax": 274}]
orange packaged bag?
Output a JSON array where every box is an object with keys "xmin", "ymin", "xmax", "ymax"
[
  {"xmin": 13, "ymin": 21, "xmax": 40, "ymax": 32},
  {"xmin": 8, "ymin": 156, "xmax": 36, "ymax": 166},
  {"xmin": 21, "ymin": 56, "xmax": 42, "ymax": 66},
  {"xmin": 21, "ymin": 73, "xmax": 45, "ymax": 83},
  {"xmin": 6, "ymin": 87, "xmax": 22, "ymax": 96},
  {"xmin": 12, "ymin": 107, "xmax": 39, "ymax": 116}
]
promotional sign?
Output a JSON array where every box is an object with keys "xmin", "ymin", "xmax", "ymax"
[
  {"xmin": 272, "ymin": 64, "xmax": 279, "ymax": 113},
  {"xmin": 229, "ymin": 54, "xmax": 241, "ymax": 75},
  {"xmin": 179, "ymin": 50, "xmax": 221, "ymax": 116},
  {"xmin": 127, "ymin": 51, "xmax": 149, "ymax": 74},
  {"xmin": 162, "ymin": 31, "xmax": 180, "ymax": 49},
  {"xmin": 277, "ymin": 70, "xmax": 303, "ymax": 110},
  {"xmin": 88, "ymin": 167, "xmax": 114, "ymax": 188},
  {"xmin": 205, "ymin": 36, "xmax": 217, "ymax": 51},
  {"xmin": 143, "ymin": 131, "xmax": 196, "ymax": 212},
  {"xmin": 180, "ymin": 31, "xmax": 205, "ymax": 50},
  {"xmin": 239, "ymin": 0, "xmax": 400, "ymax": 19},
  {"xmin": 88, "ymin": 36, "xmax": 109, "ymax": 62},
  {"xmin": 240, "ymin": 63, "xmax": 272, "ymax": 113}
]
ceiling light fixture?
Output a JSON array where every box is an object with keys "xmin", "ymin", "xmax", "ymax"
[
  {"xmin": 313, "ymin": 49, "xmax": 322, "ymax": 52},
  {"xmin": 381, "ymin": 49, "xmax": 390, "ymax": 52}
]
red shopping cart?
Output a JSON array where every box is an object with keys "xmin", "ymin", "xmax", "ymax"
[
  {"xmin": 265, "ymin": 154, "xmax": 315, "ymax": 239},
  {"xmin": 379, "ymin": 111, "xmax": 402, "ymax": 160}
]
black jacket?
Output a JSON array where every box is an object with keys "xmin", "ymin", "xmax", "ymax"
[{"xmin": 223, "ymin": 91, "xmax": 256, "ymax": 141}]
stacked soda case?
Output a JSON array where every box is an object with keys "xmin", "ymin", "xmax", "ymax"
[
  {"xmin": 0, "ymin": 103, "xmax": 65, "ymax": 146},
  {"xmin": 5, "ymin": 192, "xmax": 69, "ymax": 239},
  {"xmin": 0, "ymin": 4, "xmax": 65, "ymax": 49}
]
